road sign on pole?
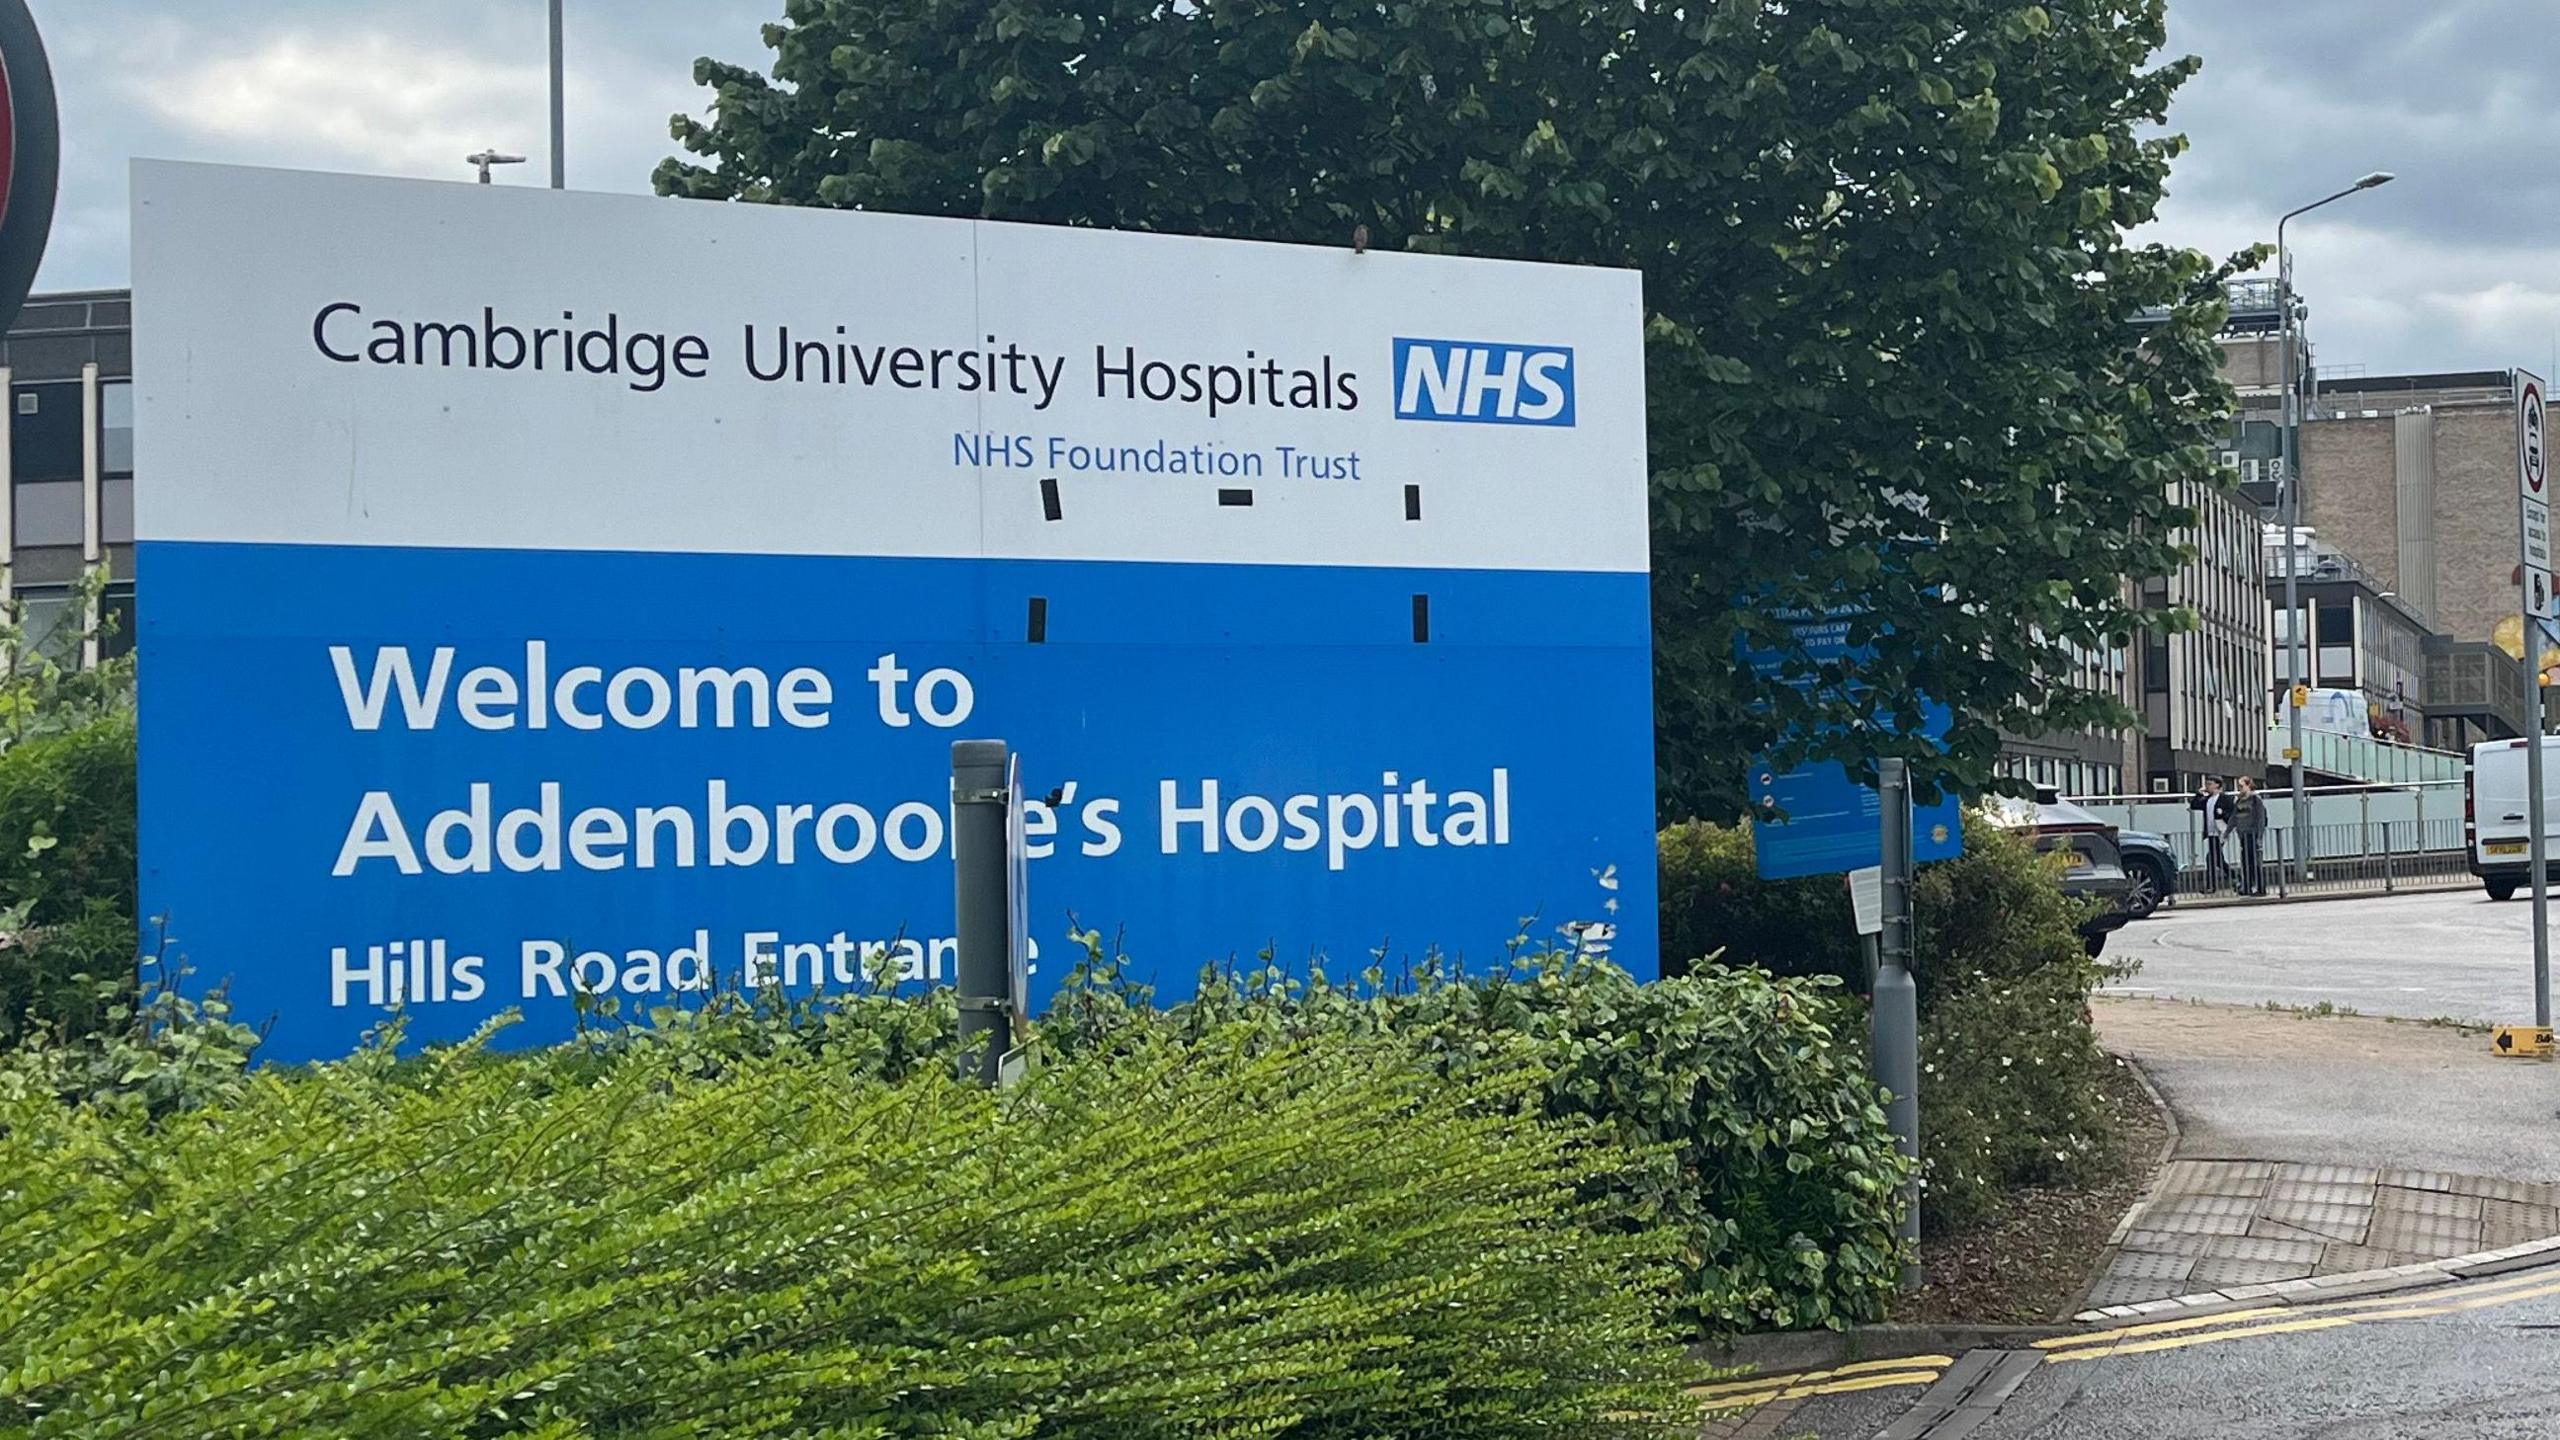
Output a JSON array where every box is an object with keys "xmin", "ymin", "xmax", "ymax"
[{"xmin": 2518, "ymin": 369, "xmax": 2551, "ymax": 1031}]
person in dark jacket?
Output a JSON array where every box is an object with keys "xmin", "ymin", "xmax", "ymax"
[
  {"xmin": 2232, "ymin": 777, "xmax": 2270, "ymax": 896},
  {"xmin": 2191, "ymin": 778, "xmax": 2232, "ymax": 891}
]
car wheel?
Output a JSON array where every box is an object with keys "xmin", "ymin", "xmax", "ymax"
[
  {"xmin": 2488, "ymin": 880, "xmax": 2519, "ymax": 902},
  {"xmin": 2123, "ymin": 857, "xmax": 2167, "ymax": 920}
]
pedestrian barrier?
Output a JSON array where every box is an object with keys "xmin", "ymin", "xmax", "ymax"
[{"xmin": 2064, "ymin": 781, "xmax": 2471, "ymax": 904}]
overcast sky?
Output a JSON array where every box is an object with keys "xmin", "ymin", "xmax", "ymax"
[{"xmin": 26, "ymin": 0, "xmax": 2554, "ymax": 377}]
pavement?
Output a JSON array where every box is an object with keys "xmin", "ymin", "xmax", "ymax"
[
  {"xmin": 2092, "ymin": 999, "xmax": 2560, "ymax": 1182},
  {"xmin": 1718, "ymin": 989, "xmax": 2560, "ymax": 1437},
  {"xmin": 2108, "ymin": 887, "xmax": 2550, "ymax": 1025}
]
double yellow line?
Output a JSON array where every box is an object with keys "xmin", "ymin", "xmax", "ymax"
[
  {"xmin": 2036, "ymin": 1267, "xmax": 2560, "ymax": 1362},
  {"xmin": 1693, "ymin": 1266, "xmax": 2560, "ymax": 1412},
  {"xmin": 1691, "ymin": 1354, "xmax": 1953, "ymax": 1411}
]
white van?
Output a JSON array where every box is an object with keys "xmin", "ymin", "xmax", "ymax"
[{"xmin": 2467, "ymin": 736, "xmax": 2560, "ymax": 899}]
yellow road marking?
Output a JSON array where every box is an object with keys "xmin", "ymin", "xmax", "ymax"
[
  {"xmin": 2300, "ymin": 1268, "xmax": 2560, "ymax": 1315},
  {"xmin": 2044, "ymin": 1265, "xmax": 2560, "ymax": 1356},
  {"xmin": 1696, "ymin": 1368, "xmax": 1944, "ymax": 1410},
  {"xmin": 2046, "ymin": 1313, "xmax": 2359, "ymax": 1361},
  {"xmin": 2048, "ymin": 1275, "xmax": 2560, "ymax": 1363},
  {"xmin": 2036, "ymin": 1306, "xmax": 2289, "ymax": 1350},
  {"xmin": 1787, "ymin": 1370, "xmax": 1943, "ymax": 1398},
  {"xmin": 1689, "ymin": 1353, "xmax": 1953, "ymax": 1399}
]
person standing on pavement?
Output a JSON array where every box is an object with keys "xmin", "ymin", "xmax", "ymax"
[
  {"xmin": 2191, "ymin": 778, "xmax": 2231, "ymax": 892},
  {"xmin": 2232, "ymin": 777, "xmax": 2269, "ymax": 896}
]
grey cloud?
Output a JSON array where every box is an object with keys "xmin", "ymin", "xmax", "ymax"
[
  {"xmin": 18, "ymin": 0, "xmax": 2551, "ymax": 378},
  {"xmin": 26, "ymin": 0, "xmax": 772, "ymax": 291}
]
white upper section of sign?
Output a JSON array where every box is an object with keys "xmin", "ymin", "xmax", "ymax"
[{"xmin": 133, "ymin": 161, "xmax": 1649, "ymax": 573}]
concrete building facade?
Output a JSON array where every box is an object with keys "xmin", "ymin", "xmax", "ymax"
[
  {"xmin": 0, "ymin": 289, "xmax": 133, "ymax": 664},
  {"xmin": 2295, "ymin": 370, "xmax": 2521, "ymax": 648}
]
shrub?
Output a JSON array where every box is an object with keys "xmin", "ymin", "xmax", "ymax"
[
  {"xmin": 1656, "ymin": 814, "xmax": 2121, "ymax": 1235},
  {"xmin": 1046, "ymin": 943, "xmax": 1910, "ymax": 1333},
  {"xmin": 0, "ymin": 712, "xmax": 138, "ymax": 1050},
  {"xmin": 0, "ymin": 1028, "xmax": 1707, "ymax": 1439},
  {"xmin": 1655, "ymin": 819, "xmax": 1858, "ymax": 985},
  {"xmin": 1908, "ymin": 819, "xmax": 2118, "ymax": 1229}
]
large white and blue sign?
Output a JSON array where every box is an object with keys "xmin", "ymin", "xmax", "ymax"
[{"xmin": 133, "ymin": 162, "xmax": 1657, "ymax": 1062}]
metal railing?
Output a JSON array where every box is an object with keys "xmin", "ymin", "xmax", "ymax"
[{"xmin": 2065, "ymin": 781, "xmax": 2471, "ymax": 903}]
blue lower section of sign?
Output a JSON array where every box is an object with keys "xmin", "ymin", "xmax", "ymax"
[
  {"xmin": 1748, "ymin": 758, "xmax": 1965, "ymax": 881},
  {"xmin": 139, "ymin": 541, "xmax": 1657, "ymax": 1063}
]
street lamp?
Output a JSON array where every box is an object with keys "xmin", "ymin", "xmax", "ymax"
[
  {"xmin": 548, "ymin": 0, "xmax": 565, "ymax": 188},
  {"xmin": 2278, "ymin": 170, "xmax": 2394, "ymax": 886},
  {"xmin": 467, "ymin": 150, "xmax": 527, "ymax": 184}
]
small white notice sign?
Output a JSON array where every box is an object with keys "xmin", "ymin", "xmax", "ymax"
[{"xmin": 1849, "ymin": 865, "xmax": 1883, "ymax": 937}]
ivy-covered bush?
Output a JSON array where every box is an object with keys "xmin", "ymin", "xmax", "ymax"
[
  {"xmin": 0, "ymin": 1028, "xmax": 1707, "ymax": 1439},
  {"xmin": 1656, "ymin": 814, "xmax": 2123, "ymax": 1234},
  {"xmin": 0, "ymin": 712, "xmax": 138, "ymax": 1050}
]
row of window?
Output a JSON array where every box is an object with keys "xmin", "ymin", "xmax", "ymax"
[{"xmin": 1993, "ymin": 752, "xmax": 2126, "ymax": 799}]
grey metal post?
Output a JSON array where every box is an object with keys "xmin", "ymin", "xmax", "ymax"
[
  {"xmin": 952, "ymin": 740, "xmax": 1012, "ymax": 1085},
  {"xmin": 2529, "ymin": 641, "xmax": 2550, "ymax": 1029},
  {"xmin": 2359, "ymin": 789, "xmax": 2371, "ymax": 882},
  {"xmin": 548, "ymin": 0, "xmax": 566, "ymax": 188},
  {"xmin": 1875, "ymin": 759, "xmax": 1923, "ymax": 1289},
  {"xmin": 2274, "ymin": 173, "xmax": 2397, "ymax": 885},
  {"xmin": 2280, "ymin": 228, "xmax": 2307, "ymax": 886}
]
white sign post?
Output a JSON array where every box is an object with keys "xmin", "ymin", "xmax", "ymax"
[{"xmin": 2519, "ymin": 369, "xmax": 2551, "ymax": 1031}]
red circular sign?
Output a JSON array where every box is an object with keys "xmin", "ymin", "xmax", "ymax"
[
  {"xmin": 0, "ymin": 0, "xmax": 53, "ymax": 334},
  {"xmin": 2526, "ymin": 381, "xmax": 2548, "ymax": 496}
]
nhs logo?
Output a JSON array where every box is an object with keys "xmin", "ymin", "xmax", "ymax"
[{"xmin": 1392, "ymin": 338, "xmax": 1576, "ymax": 426}]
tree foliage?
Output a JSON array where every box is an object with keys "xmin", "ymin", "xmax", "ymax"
[{"xmin": 660, "ymin": 0, "xmax": 2245, "ymax": 817}]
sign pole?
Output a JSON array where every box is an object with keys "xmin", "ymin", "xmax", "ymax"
[
  {"xmin": 1875, "ymin": 759, "xmax": 1923, "ymax": 1289},
  {"xmin": 2517, "ymin": 371, "xmax": 2552, "ymax": 1030},
  {"xmin": 951, "ymin": 739, "xmax": 1013, "ymax": 1086}
]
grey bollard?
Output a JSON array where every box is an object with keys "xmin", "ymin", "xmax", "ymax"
[{"xmin": 951, "ymin": 740, "xmax": 1011, "ymax": 1086}]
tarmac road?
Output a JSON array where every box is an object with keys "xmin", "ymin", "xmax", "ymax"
[
  {"xmin": 1969, "ymin": 1273, "xmax": 2560, "ymax": 1439},
  {"xmin": 2105, "ymin": 889, "xmax": 2550, "ymax": 1025},
  {"xmin": 1774, "ymin": 1268, "xmax": 2560, "ymax": 1438}
]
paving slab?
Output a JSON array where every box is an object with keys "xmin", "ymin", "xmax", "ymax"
[{"xmin": 2082, "ymin": 999, "xmax": 2560, "ymax": 1308}]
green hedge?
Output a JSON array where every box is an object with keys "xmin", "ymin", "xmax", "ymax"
[
  {"xmin": 1656, "ymin": 814, "xmax": 2121, "ymax": 1233},
  {"xmin": 0, "ymin": 713, "xmax": 137, "ymax": 1050},
  {"xmin": 1039, "ymin": 949, "xmax": 1909, "ymax": 1333},
  {"xmin": 0, "ymin": 1028, "xmax": 1708, "ymax": 1439}
]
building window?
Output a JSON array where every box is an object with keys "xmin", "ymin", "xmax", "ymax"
[
  {"xmin": 102, "ymin": 477, "xmax": 133, "ymax": 546},
  {"xmin": 13, "ymin": 480, "xmax": 81, "ymax": 547},
  {"xmin": 101, "ymin": 381, "xmax": 134, "ymax": 477},
  {"xmin": 100, "ymin": 583, "xmax": 135, "ymax": 660},
  {"xmin": 13, "ymin": 587, "xmax": 79, "ymax": 663},
  {"xmin": 2316, "ymin": 601, "xmax": 2355, "ymax": 686},
  {"xmin": 9, "ymin": 381, "xmax": 82, "ymax": 482}
]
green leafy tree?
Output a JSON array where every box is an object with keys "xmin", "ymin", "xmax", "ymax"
[{"xmin": 659, "ymin": 0, "xmax": 2244, "ymax": 818}]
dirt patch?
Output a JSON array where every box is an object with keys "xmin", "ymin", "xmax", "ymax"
[
  {"xmin": 2095, "ymin": 995, "xmax": 2496, "ymax": 1063},
  {"xmin": 1891, "ymin": 1054, "xmax": 2169, "ymax": 1325}
]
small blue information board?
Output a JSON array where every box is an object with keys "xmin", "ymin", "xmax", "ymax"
[{"xmin": 1742, "ymin": 607, "xmax": 1963, "ymax": 881}]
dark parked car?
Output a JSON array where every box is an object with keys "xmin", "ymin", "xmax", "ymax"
[
  {"xmin": 2027, "ymin": 788, "xmax": 2176, "ymax": 920},
  {"xmin": 1990, "ymin": 793, "xmax": 2138, "ymax": 956}
]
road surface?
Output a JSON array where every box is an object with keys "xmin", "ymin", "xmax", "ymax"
[
  {"xmin": 2106, "ymin": 889, "xmax": 2550, "ymax": 1025},
  {"xmin": 1773, "ymin": 1267, "xmax": 2560, "ymax": 1438}
]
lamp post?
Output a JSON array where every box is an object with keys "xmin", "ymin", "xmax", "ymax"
[
  {"xmin": 548, "ymin": 0, "xmax": 565, "ymax": 188},
  {"xmin": 2278, "ymin": 170, "xmax": 2394, "ymax": 885},
  {"xmin": 466, "ymin": 150, "xmax": 526, "ymax": 184}
]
